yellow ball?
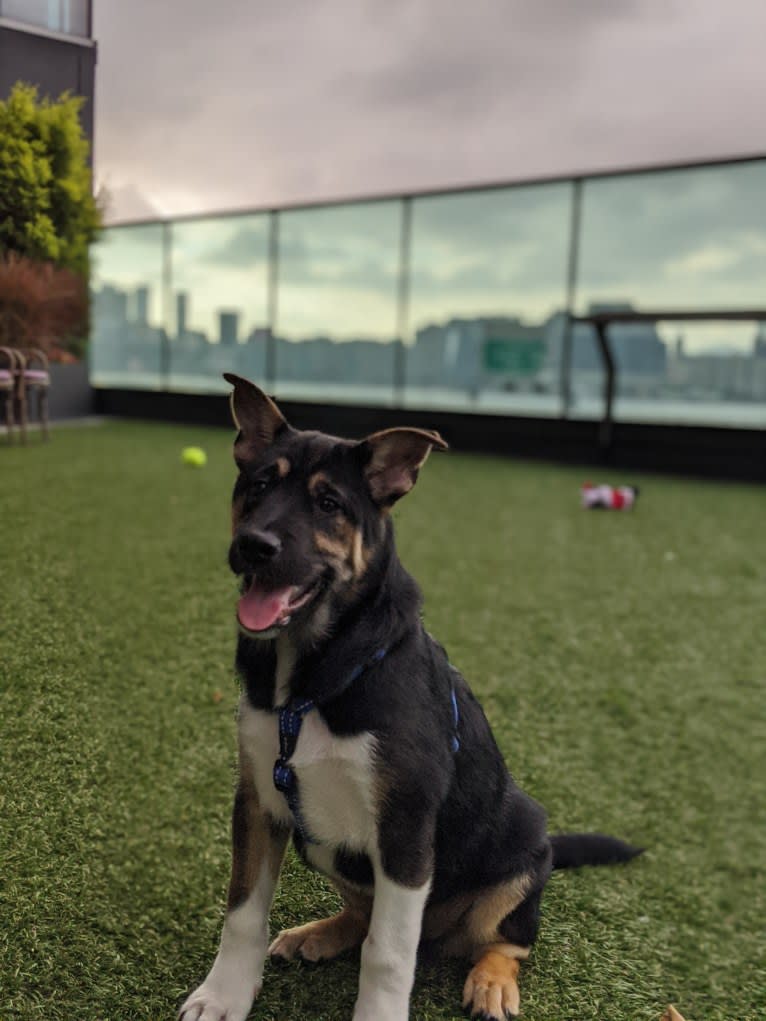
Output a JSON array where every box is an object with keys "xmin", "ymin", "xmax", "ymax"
[{"xmin": 181, "ymin": 446, "xmax": 207, "ymax": 468}]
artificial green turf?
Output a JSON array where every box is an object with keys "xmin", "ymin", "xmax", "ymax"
[{"xmin": 1, "ymin": 420, "xmax": 764, "ymax": 1021}]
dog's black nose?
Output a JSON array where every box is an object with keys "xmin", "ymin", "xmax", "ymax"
[{"xmin": 236, "ymin": 530, "xmax": 282, "ymax": 565}]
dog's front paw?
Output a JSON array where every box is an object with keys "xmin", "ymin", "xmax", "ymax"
[
  {"xmin": 269, "ymin": 910, "xmax": 368, "ymax": 964},
  {"xmin": 178, "ymin": 980, "xmax": 257, "ymax": 1021},
  {"xmin": 462, "ymin": 952, "xmax": 520, "ymax": 1020},
  {"xmin": 269, "ymin": 926, "xmax": 311, "ymax": 963}
]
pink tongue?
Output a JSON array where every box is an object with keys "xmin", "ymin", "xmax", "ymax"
[{"xmin": 237, "ymin": 581, "xmax": 293, "ymax": 632}]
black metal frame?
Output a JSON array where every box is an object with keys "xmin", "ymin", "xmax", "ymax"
[
  {"xmin": 94, "ymin": 385, "xmax": 766, "ymax": 482},
  {"xmin": 571, "ymin": 309, "xmax": 766, "ymax": 454}
]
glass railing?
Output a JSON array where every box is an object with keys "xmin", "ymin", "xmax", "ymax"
[
  {"xmin": 0, "ymin": 0, "xmax": 90, "ymax": 38},
  {"xmin": 572, "ymin": 160, "xmax": 766, "ymax": 427},
  {"xmin": 406, "ymin": 181, "xmax": 573, "ymax": 417},
  {"xmin": 275, "ymin": 200, "xmax": 402, "ymax": 406},
  {"xmin": 90, "ymin": 224, "xmax": 165, "ymax": 388},
  {"xmin": 169, "ymin": 214, "xmax": 271, "ymax": 391},
  {"xmin": 91, "ymin": 156, "xmax": 766, "ymax": 429}
]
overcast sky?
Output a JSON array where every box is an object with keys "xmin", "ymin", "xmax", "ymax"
[{"xmin": 93, "ymin": 0, "xmax": 766, "ymax": 224}]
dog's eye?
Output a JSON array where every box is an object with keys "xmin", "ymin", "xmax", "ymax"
[
  {"xmin": 251, "ymin": 478, "xmax": 269, "ymax": 496},
  {"xmin": 317, "ymin": 494, "xmax": 340, "ymax": 514}
]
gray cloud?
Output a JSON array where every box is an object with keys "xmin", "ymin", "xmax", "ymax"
[
  {"xmin": 201, "ymin": 221, "xmax": 270, "ymax": 268},
  {"xmin": 98, "ymin": 153, "xmax": 766, "ymax": 333},
  {"xmin": 94, "ymin": 0, "xmax": 766, "ymax": 223},
  {"xmin": 577, "ymin": 163, "xmax": 766, "ymax": 298}
]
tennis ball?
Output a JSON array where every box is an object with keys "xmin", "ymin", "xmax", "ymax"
[{"xmin": 181, "ymin": 446, "xmax": 207, "ymax": 468}]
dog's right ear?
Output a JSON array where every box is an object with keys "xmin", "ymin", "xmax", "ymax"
[
  {"xmin": 358, "ymin": 427, "xmax": 448, "ymax": 507},
  {"xmin": 223, "ymin": 373, "xmax": 288, "ymax": 467}
]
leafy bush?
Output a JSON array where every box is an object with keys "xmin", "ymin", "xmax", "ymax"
[
  {"xmin": 0, "ymin": 82, "xmax": 101, "ymax": 274},
  {"xmin": 0, "ymin": 83, "xmax": 100, "ymax": 359},
  {"xmin": 0, "ymin": 253, "xmax": 88, "ymax": 363}
]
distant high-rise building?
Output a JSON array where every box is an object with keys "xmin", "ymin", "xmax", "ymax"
[
  {"xmin": 219, "ymin": 311, "xmax": 239, "ymax": 347},
  {"xmin": 176, "ymin": 292, "xmax": 188, "ymax": 337},
  {"xmin": 93, "ymin": 284, "xmax": 128, "ymax": 325},
  {"xmin": 133, "ymin": 286, "xmax": 149, "ymax": 326}
]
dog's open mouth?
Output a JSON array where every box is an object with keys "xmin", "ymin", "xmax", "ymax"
[{"xmin": 237, "ymin": 577, "xmax": 321, "ymax": 635}]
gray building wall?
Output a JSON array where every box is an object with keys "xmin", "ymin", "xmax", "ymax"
[{"xmin": 0, "ymin": 14, "xmax": 96, "ymax": 149}]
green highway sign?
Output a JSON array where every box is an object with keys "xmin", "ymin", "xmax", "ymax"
[{"xmin": 483, "ymin": 337, "xmax": 545, "ymax": 375}]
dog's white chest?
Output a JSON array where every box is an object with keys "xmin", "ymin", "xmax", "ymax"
[{"xmin": 238, "ymin": 697, "xmax": 379, "ymax": 855}]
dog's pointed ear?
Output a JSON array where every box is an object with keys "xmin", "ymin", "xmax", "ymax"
[
  {"xmin": 359, "ymin": 427, "xmax": 448, "ymax": 506},
  {"xmin": 223, "ymin": 373, "xmax": 288, "ymax": 466}
]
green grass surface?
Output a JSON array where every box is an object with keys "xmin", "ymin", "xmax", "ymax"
[{"xmin": 1, "ymin": 420, "xmax": 764, "ymax": 1021}]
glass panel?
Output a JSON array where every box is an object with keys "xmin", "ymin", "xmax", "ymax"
[
  {"xmin": 406, "ymin": 183, "xmax": 573, "ymax": 416},
  {"xmin": 275, "ymin": 201, "xmax": 401, "ymax": 405},
  {"xmin": 577, "ymin": 161, "xmax": 766, "ymax": 426},
  {"xmin": 90, "ymin": 224, "xmax": 165, "ymax": 389},
  {"xmin": 1, "ymin": 0, "xmax": 89, "ymax": 37},
  {"xmin": 168, "ymin": 215, "xmax": 270, "ymax": 393},
  {"xmin": 62, "ymin": 0, "xmax": 89, "ymax": 36}
]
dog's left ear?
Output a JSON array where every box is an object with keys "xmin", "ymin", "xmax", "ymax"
[
  {"xmin": 359, "ymin": 427, "xmax": 448, "ymax": 506},
  {"xmin": 223, "ymin": 373, "xmax": 288, "ymax": 466}
]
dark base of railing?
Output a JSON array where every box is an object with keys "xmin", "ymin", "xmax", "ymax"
[{"xmin": 94, "ymin": 387, "xmax": 766, "ymax": 483}]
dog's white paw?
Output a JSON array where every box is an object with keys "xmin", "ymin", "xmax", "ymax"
[{"xmin": 178, "ymin": 980, "xmax": 257, "ymax": 1021}]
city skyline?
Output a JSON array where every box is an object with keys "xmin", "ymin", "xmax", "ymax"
[
  {"xmin": 92, "ymin": 280, "xmax": 766, "ymax": 408},
  {"xmin": 92, "ymin": 159, "xmax": 766, "ymax": 351},
  {"xmin": 93, "ymin": 279, "xmax": 766, "ymax": 356}
]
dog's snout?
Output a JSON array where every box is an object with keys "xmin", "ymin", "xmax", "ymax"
[{"xmin": 236, "ymin": 529, "xmax": 282, "ymax": 566}]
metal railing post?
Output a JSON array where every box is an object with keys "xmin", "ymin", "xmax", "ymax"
[
  {"xmin": 266, "ymin": 210, "xmax": 279, "ymax": 390},
  {"xmin": 561, "ymin": 178, "xmax": 582, "ymax": 418},
  {"xmin": 161, "ymin": 220, "xmax": 172, "ymax": 387},
  {"xmin": 394, "ymin": 196, "xmax": 412, "ymax": 407}
]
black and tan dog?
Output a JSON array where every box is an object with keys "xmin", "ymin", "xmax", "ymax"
[{"xmin": 179, "ymin": 374, "xmax": 642, "ymax": 1021}]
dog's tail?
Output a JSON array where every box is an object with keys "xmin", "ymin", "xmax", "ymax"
[{"xmin": 550, "ymin": 832, "xmax": 644, "ymax": 870}]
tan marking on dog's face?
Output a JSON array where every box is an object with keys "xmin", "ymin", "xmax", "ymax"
[
  {"xmin": 336, "ymin": 518, "xmax": 371, "ymax": 582},
  {"xmin": 275, "ymin": 457, "xmax": 291, "ymax": 478},
  {"xmin": 308, "ymin": 471, "xmax": 328, "ymax": 496},
  {"xmin": 437, "ymin": 873, "xmax": 534, "ymax": 958},
  {"xmin": 314, "ymin": 530, "xmax": 348, "ymax": 562},
  {"xmin": 314, "ymin": 519, "xmax": 371, "ymax": 587},
  {"xmin": 349, "ymin": 525, "xmax": 369, "ymax": 579}
]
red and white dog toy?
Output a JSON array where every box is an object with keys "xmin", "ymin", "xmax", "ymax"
[{"xmin": 581, "ymin": 482, "xmax": 639, "ymax": 510}]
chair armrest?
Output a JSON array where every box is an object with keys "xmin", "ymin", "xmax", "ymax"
[
  {"xmin": 0, "ymin": 346, "xmax": 19, "ymax": 370},
  {"xmin": 21, "ymin": 347, "xmax": 48, "ymax": 371}
]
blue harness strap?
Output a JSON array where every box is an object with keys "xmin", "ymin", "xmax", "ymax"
[
  {"xmin": 273, "ymin": 696, "xmax": 317, "ymax": 843},
  {"xmin": 450, "ymin": 684, "xmax": 461, "ymax": 753},
  {"xmin": 272, "ymin": 648, "xmax": 390, "ymax": 844},
  {"xmin": 272, "ymin": 645, "xmax": 461, "ymax": 843}
]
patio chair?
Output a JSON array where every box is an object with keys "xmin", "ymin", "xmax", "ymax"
[
  {"xmin": 0, "ymin": 347, "xmax": 20, "ymax": 442},
  {"xmin": 15, "ymin": 348, "xmax": 51, "ymax": 442}
]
